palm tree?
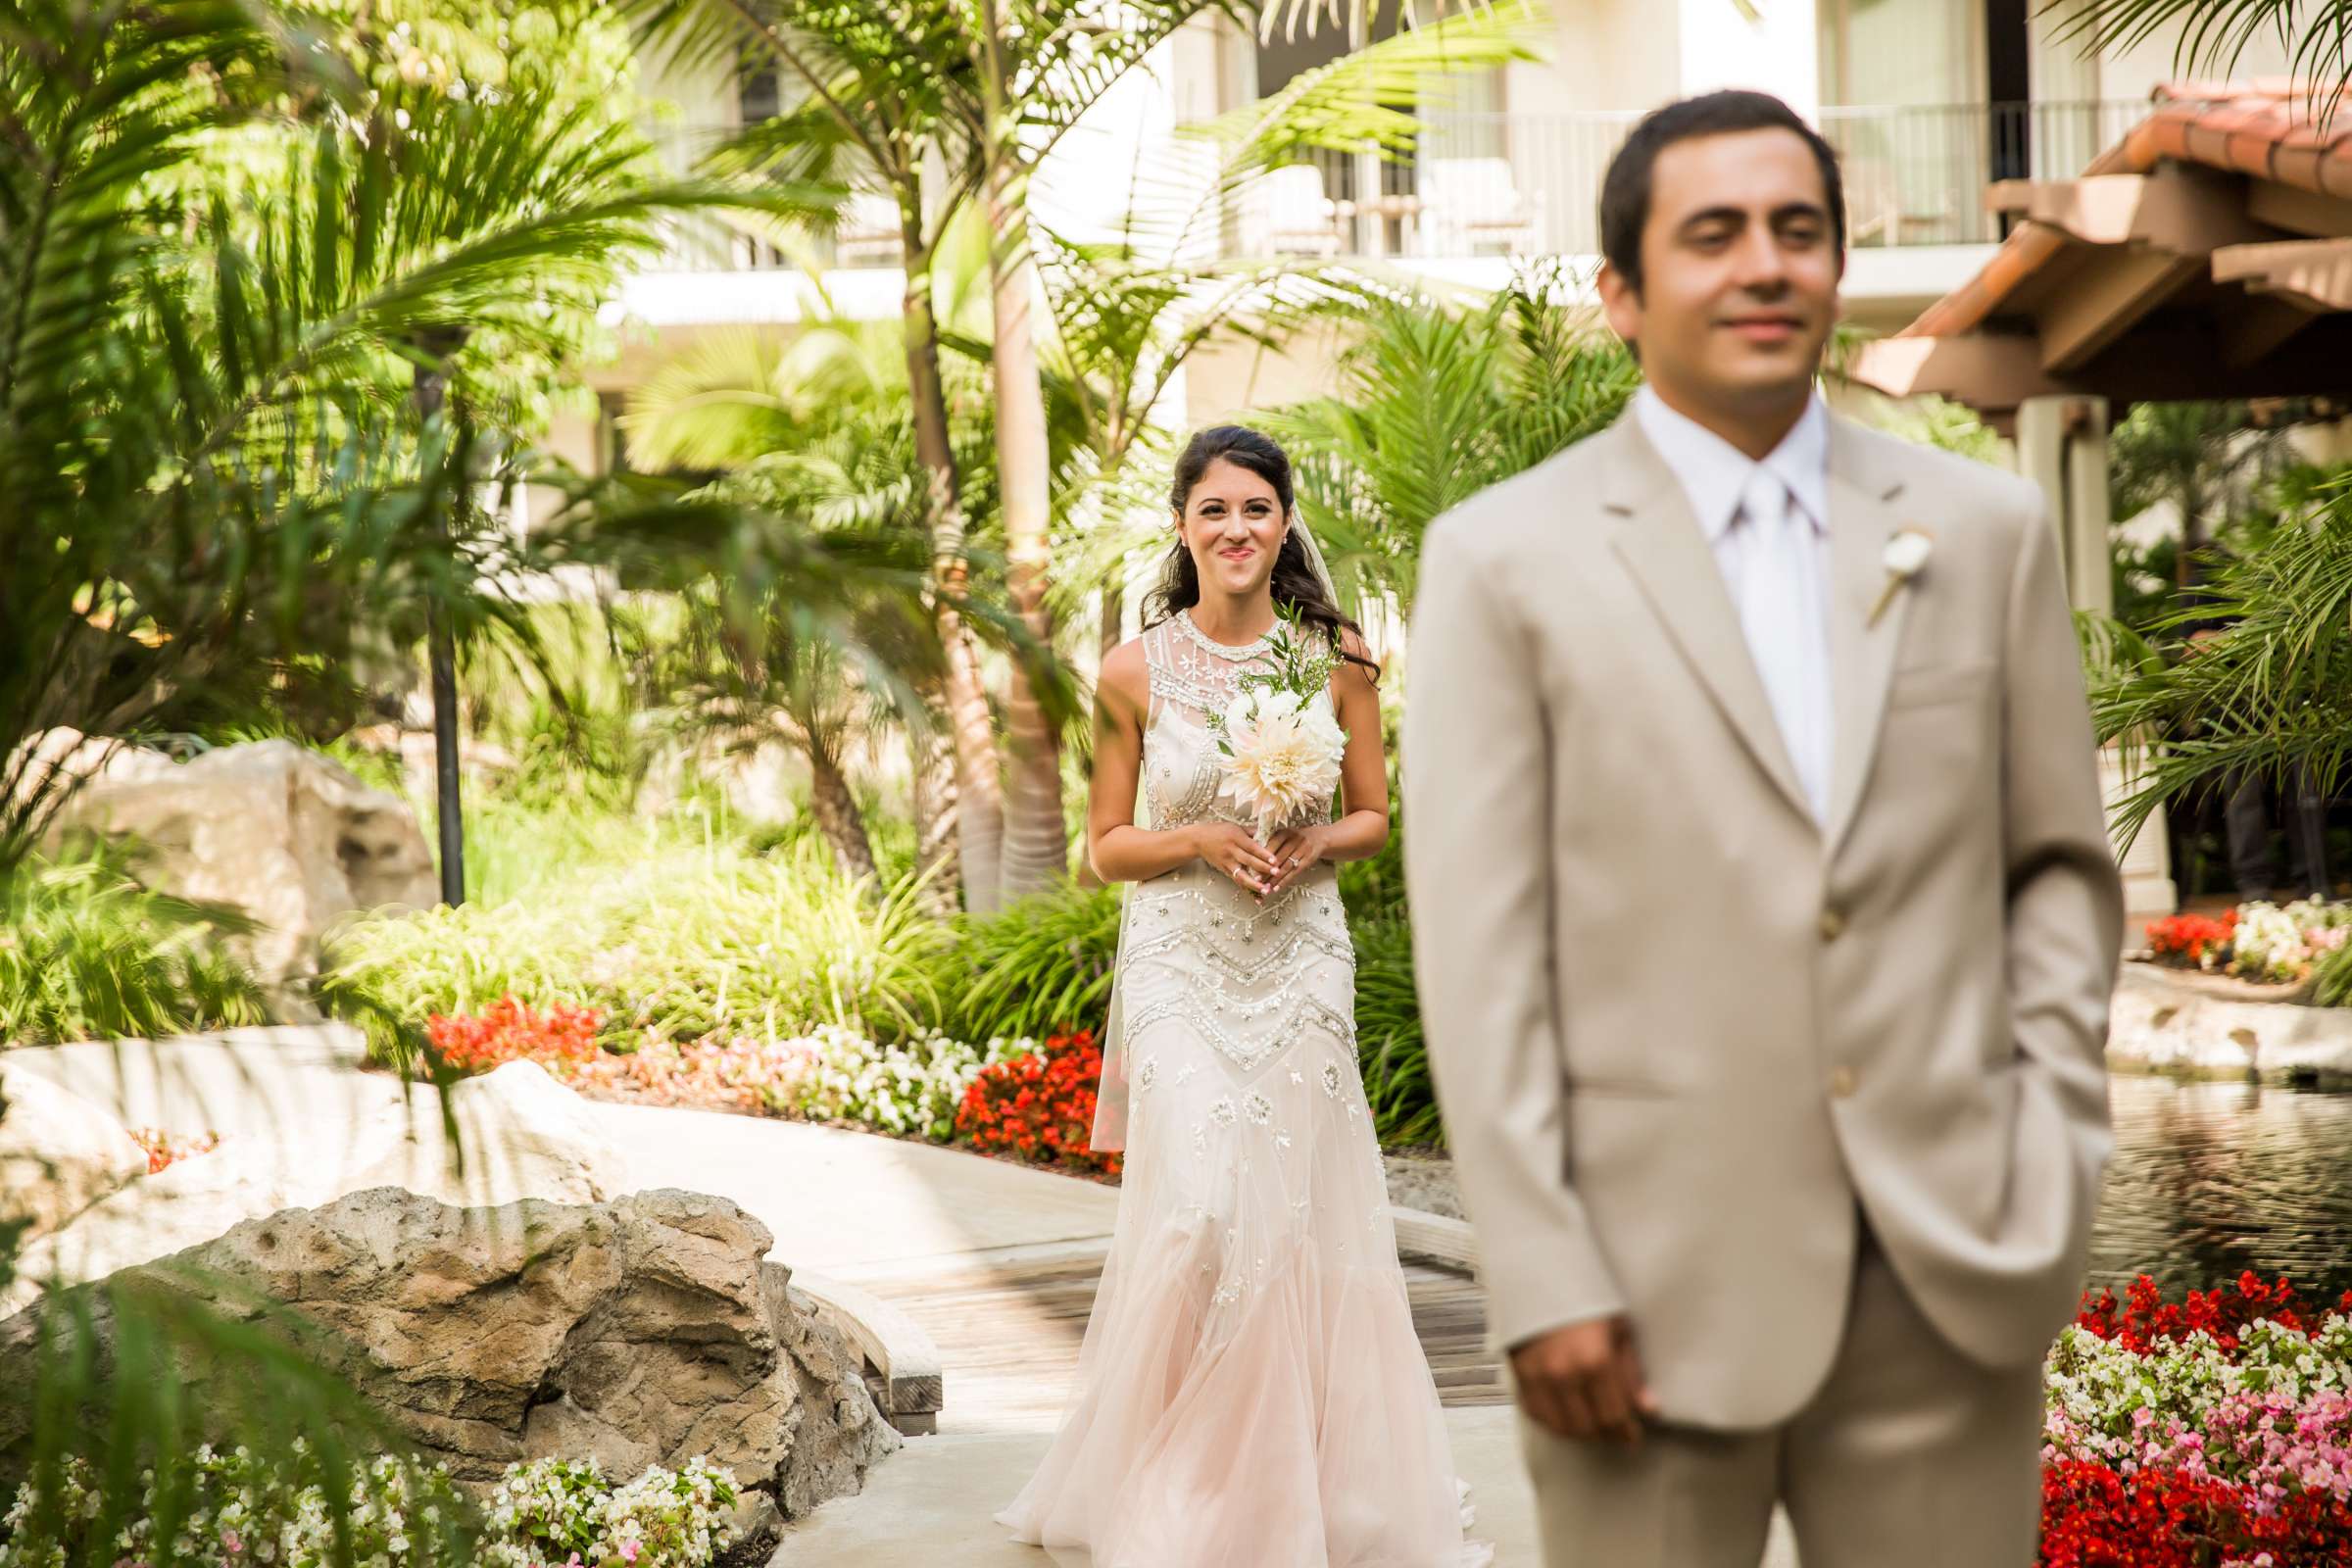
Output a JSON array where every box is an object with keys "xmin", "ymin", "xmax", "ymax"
[
  {"xmin": 619, "ymin": 320, "xmax": 1012, "ymax": 896},
  {"xmin": 629, "ymin": 0, "xmax": 1548, "ymax": 900},
  {"xmin": 1259, "ymin": 258, "xmax": 1639, "ymax": 612},
  {"xmin": 626, "ymin": 0, "xmax": 1015, "ymax": 907},
  {"xmin": 2088, "ymin": 465, "xmax": 2352, "ymax": 845},
  {"xmin": 0, "ymin": 0, "xmax": 852, "ymax": 876},
  {"xmin": 2109, "ymin": 400, "xmax": 2312, "ymax": 594}
]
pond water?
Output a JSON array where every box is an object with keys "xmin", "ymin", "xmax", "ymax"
[{"xmin": 2087, "ymin": 1073, "xmax": 2352, "ymax": 1302}]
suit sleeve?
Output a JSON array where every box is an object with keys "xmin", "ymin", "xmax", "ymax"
[
  {"xmin": 1402, "ymin": 519, "xmax": 1626, "ymax": 1354},
  {"xmin": 1999, "ymin": 495, "xmax": 2122, "ymax": 1194}
]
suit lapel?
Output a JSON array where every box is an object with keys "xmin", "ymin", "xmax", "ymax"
[
  {"xmin": 1823, "ymin": 419, "xmax": 1912, "ymax": 854},
  {"xmin": 1602, "ymin": 418, "xmax": 1812, "ymax": 825}
]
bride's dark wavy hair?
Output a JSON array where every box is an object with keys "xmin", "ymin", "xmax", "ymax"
[{"xmin": 1142, "ymin": 424, "xmax": 1381, "ymax": 685}]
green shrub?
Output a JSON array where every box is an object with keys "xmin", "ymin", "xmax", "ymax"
[
  {"xmin": 2317, "ymin": 940, "xmax": 2352, "ymax": 1008},
  {"xmin": 322, "ymin": 839, "xmax": 947, "ymax": 1065},
  {"xmin": 1348, "ymin": 916, "xmax": 1443, "ymax": 1148},
  {"xmin": 0, "ymin": 855, "xmax": 270, "ymax": 1047},
  {"xmin": 932, "ymin": 882, "xmax": 1121, "ymax": 1044}
]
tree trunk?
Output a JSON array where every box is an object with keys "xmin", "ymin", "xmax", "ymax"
[
  {"xmin": 902, "ymin": 225, "xmax": 1005, "ymax": 913},
  {"xmin": 977, "ymin": 44, "xmax": 1069, "ymax": 899},
  {"xmin": 807, "ymin": 746, "xmax": 880, "ymax": 886},
  {"xmin": 907, "ymin": 710, "xmax": 962, "ymax": 919},
  {"xmin": 1100, "ymin": 579, "xmax": 1124, "ymax": 662}
]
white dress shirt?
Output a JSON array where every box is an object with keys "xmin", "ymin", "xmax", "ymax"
[{"xmin": 1632, "ymin": 386, "xmax": 1835, "ymax": 822}]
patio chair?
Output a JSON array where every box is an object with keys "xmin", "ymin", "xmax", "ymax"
[
  {"xmin": 1419, "ymin": 156, "xmax": 1540, "ymax": 257},
  {"xmin": 834, "ymin": 191, "xmax": 904, "ymax": 268},
  {"xmin": 1240, "ymin": 164, "xmax": 1346, "ymax": 258}
]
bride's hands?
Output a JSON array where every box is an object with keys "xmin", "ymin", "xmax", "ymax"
[
  {"xmin": 1195, "ymin": 823, "xmax": 1280, "ymax": 899},
  {"xmin": 1262, "ymin": 824, "xmax": 1330, "ymax": 897}
]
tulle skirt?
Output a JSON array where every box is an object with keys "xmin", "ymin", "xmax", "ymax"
[{"xmin": 995, "ymin": 939, "xmax": 1493, "ymax": 1568}]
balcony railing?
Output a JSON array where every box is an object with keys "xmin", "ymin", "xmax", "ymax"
[
  {"xmin": 1246, "ymin": 98, "xmax": 2152, "ymax": 262},
  {"xmin": 628, "ymin": 99, "xmax": 2152, "ymax": 279}
]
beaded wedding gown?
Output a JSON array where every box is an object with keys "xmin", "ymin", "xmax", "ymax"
[{"xmin": 996, "ymin": 609, "xmax": 1492, "ymax": 1568}]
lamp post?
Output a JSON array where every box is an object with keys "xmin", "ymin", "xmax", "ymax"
[{"xmin": 411, "ymin": 324, "xmax": 469, "ymax": 907}]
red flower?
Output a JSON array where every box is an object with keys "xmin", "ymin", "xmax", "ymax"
[
  {"xmin": 2146, "ymin": 909, "xmax": 2237, "ymax": 968},
  {"xmin": 953, "ymin": 1029, "xmax": 1119, "ymax": 1179},
  {"xmin": 425, "ymin": 996, "xmax": 604, "ymax": 1076}
]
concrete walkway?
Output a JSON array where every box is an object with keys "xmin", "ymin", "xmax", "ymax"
[{"xmin": 8, "ymin": 1030, "xmax": 1795, "ymax": 1566}]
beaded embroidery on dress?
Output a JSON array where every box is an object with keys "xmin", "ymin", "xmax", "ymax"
[{"xmin": 996, "ymin": 610, "xmax": 1493, "ymax": 1568}]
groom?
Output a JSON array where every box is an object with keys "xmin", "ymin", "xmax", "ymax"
[{"xmin": 1402, "ymin": 90, "xmax": 2122, "ymax": 1565}]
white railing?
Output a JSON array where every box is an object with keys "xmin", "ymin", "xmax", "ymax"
[
  {"xmin": 1241, "ymin": 98, "xmax": 2153, "ymax": 262},
  {"xmin": 629, "ymin": 99, "xmax": 2154, "ymax": 278}
]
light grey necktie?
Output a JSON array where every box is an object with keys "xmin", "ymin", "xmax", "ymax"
[{"xmin": 1733, "ymin": 467, "xmax": 1830, "ymax": 822}]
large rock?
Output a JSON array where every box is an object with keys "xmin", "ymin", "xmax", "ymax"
[
  {"xmin": 2109, "ymin": 963, "xmax": 2352, "ymax": 1085},
  {"xmin": 0, "ymin": 1187, "xmax": 900, "ymax": 1555},
  {"xmin": 5, "ymin": 1061, "xmax": 630, "ymax": 1313},
  {"xmin": 0, "ymin": 1063, "xmax": 149, "ymax": 1241},
  {"xmin": 38, "ymin": 735, "xmax": 438, "ymax": 987}
]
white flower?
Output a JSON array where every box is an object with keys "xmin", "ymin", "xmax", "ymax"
[
  {"xmin": 1884, "ymin": 528, "xmax": 1934, "ymax": 578},
  {"xmin": 1242, "ymin": 1091, "xmax": 1272, "ymax": 1125},
  {"xmin": 1213, "ymin": 691, "xmax": 1345, "ymax": 839},
  {"xmin": 1209, "ymin": 1097, "xmax": 1237, "ymax": 1127},
  {"xmin": 1869, "ymin": 528, "xmax": 1935, "ymax": 627}
]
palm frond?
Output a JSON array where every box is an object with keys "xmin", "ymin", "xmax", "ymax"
[
  {"xmin": 2088, "ymin": 466, "xmax": 2352, "ymax": 845},
  {"xmin": 2047, "ymin": 1, "xmax": 2352, "ymax": 119}
]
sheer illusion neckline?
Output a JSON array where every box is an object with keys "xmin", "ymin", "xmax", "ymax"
[{"xmin": 1176, "ymin": 607, "xmax": 1275, "ymax": 661}]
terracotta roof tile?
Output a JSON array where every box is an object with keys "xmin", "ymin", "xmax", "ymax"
[
  {"xmin": 2273, "ymin": 145, "xmax": 2329, "ymax": 191},
  {"xmin": 2322, "ymin": 147, "xmax": 2352, "ymax": 203},
  {"xmin": 1893, "ymin": 78, "xmax": 2352, "ymax": 338},
  {"xmin": 2224, "ymin": 130, "xmax": 2280, "ymax": 179},
  {"xmin": 2144, "ymin": 114, "xmax": 2197, "ymax": 167}
]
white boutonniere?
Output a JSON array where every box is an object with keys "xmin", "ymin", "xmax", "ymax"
[{"xmin": 1868, "ymin": 528, "xmax": 1935, "ymax": 629}]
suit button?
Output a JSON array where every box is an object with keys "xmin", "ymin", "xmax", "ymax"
[
  {"xmin": 1819, "ymin": 908, "xmax": 1847, "ymax": 942},
  {"xmin": 1828, "ymin": 1066, "xmax": 1857, "ymax": 1099}
]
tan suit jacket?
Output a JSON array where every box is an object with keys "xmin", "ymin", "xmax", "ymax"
[{"xmin": 1401, "ymin": 411, "xmax": 2122, "ymax": 1430}]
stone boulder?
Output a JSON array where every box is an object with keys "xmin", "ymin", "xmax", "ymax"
[
  {"xmin": 0, "ymin": 1063, "xmax": 149, "ymax": 1241},
  {"xmin": 5, "ymin": 1061, "xmax": 630, "ymax": 1314},
  {"xmin": 38, "ymin": 735, "xmax": 438, "ymax": 988},
  {"xmin": 0, "ymin": 1187, "xmax": 899, "ymax": 1557},
  {"xmin": 2109, "ymin": 962, "xmax": 2352, "ymax": 1085}
]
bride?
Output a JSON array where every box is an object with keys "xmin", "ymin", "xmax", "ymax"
[{"xmin": 996, "ymin": 425, "xmax": 1492, "ymax": 1567}]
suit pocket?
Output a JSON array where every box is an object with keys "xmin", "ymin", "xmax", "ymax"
[{"xmin": 1888, "ymin": 661, "xmax": 1993, "ymax": 710}]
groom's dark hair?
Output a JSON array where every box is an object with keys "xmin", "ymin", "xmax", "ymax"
[{"xmin": 1598, "ymin": 90, "xmax": 1846, "ymax": 298}]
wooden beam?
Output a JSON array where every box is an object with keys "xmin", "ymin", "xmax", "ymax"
[
  {"xmin": 1848, "ymin": 332, "xmax": 2080, "ymax": 410},
  {"xmin": 2005, "ymin": 164, "xmax": 2279, "ymax": 254},
  {"xmin": 2245, "ymin": 178, "xmax": 2352, "ymax": 240},
  {"xmin": 2221, "ymin": 292, "xmax": 2320, "ymax": 368},
  {"xmin": 1985, "ymin": 178, "xmax": 2034, "ymax": 215},
  {"xmin": 2037, "ymin": 249, "xmax": 2202, "ymax": 372},
  {"xmin": 2212, "ymin": 237, "xmax": 2352, "ymax": 314},
  {"xmin": 1854, "ymin": 317, "xmax": 2352, "ymax": 410}
]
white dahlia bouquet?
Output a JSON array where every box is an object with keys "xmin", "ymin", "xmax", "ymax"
[{"xmin": 1204, "ymin": 604, "xmax": 1348, "ymax": 841}]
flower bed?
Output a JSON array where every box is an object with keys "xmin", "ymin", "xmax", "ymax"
[
  {"xmin": 428, "ymin": 997, "xmax": 603, "ymax": 1074},
  {"xmin": 0, "ymin": 1446, "xmax": 737, "ymax": 1568},
  {"xmin": 955, "ymin": 1030, "xmax": 1119, "ymax": 1179},
  {"xmin": 421, "ymin": 995, "xmax": 1112, "ymax": 1176},
  {"xmin": 2041, "ymin": 1274, "xmax": 2352, "ymax": 1564},
  {"xmin": 2144, "ymin": 901, "xmax": 2352, "ymax": 989}
]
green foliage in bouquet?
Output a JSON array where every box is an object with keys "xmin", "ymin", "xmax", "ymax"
[{"xmin": 1200, "ymin": 603, "xmax": 1348, "ymax": 758}]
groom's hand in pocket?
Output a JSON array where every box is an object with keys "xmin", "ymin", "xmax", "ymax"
[{"xmin": 1509, "ymin": 1315, "xmax": 1659, "ymax": 1446}]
